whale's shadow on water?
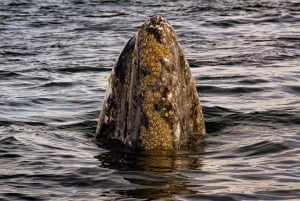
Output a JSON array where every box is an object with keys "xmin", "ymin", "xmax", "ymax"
[
  {"xmin": 95, "ymin": 147, "xmax": 205, "ymax": 172},
  {"xmin": 95, "ymin": 141, "xmax": 206, "ymax": 200},
  {"xmin": 93, "ymin": 112, "xmax": 216, "ymax": 200}
]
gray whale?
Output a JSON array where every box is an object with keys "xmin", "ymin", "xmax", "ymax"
[{"xmin": 96, "ymin": 16, "xmax": 205, "ymax": 150}]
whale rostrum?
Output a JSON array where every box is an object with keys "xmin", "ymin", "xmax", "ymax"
[{"xmin": 96, "ymin": 16, "xmax": 205, "ymax": 150}]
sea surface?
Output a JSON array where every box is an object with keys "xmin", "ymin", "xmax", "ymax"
[{"xmin": 0, "ymin": 0, "xmax": 299, "ymax": 200}]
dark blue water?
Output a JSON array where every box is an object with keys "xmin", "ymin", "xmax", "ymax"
[{"xmin": 0, "ymin": 0, "xmax": 299, "ymax": 200}]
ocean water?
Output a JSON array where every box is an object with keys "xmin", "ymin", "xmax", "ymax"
[{"xmin": 0, "ymin": 0, "xmax": 299, "ymax": 200}]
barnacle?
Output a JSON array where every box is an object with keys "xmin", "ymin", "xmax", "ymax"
[{"xmin": 139, "ymin": 25, "xmax": 173, "ymax": 150}]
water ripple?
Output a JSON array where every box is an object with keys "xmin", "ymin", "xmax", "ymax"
[{"xmin": 0, "ymin": 0, "xmax": 299, "ymax": 200}]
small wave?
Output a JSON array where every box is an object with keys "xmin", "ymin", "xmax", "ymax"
[
  {"xmin": 277, "ymin": 36, "xmax": 300, "ymax": 42},
  {"xmin": 30, "ymin": 97, "xmax": 53, "ymax": 104},
  {"xmin": 1, "ymin": 50, "xmax": 38, "ymax": 57},
  {"xmin": 6, "ymin": 2, "xmax": 32, "ymax": 7},
  {"xmin": 178, "ymin": 194, "xmax": 243, "ymax": 201},
  {"xmin": 0, "ymin": 153, "xmax": 22, "ymax": 158},
  {"xmin": 247, "ymin": 110, "xmax": 300, "ymax": 126},
  {"xmin": 203, "ymin": 106, "xmax": 235, "ymax": 118},
  {"xmin": 252, "ymin": 13, "xmax": 300, "ymax": 24},
  {"xmin": 39, "ymin": 5, "xmax": 60, "ymax": 11},
  {"xmin": 205, "ymin": 120, "xmax": 235, "ymax": 134},
  {"xmin": 57, "ymin": 120, "xmax": 97, "ymax": 136},
  {"xmin": 204, "ymin": 108, "xmax": 300, "ymax": 135},
  {"xmin": 204, "ymin": 19, "xmax": 252, "ymax": 28},
  {"xmin": 236, "ymin": 140, "xmax": 289, "ymax": 156},
  {"xmin": 0, "ymin": 136, "xmax": 18, "ymax": 145},
  {"xmin": 0, "ymin": 120, "xmax": 47, "ymax": 127},
  {"xmin": 203, "ymin": 106, "xmax": 237, "ymax": 134},
  {"xmin": 56, "ymin": 66, "xmax": 111, "ymax": 73},
  {"xmin": 84, "ymin": 12, "xmax": 128, "ymax": 18},
  {"xmin": 284, "ymin": 85, "xmax": 300, "ymax": 95},
  {"xmin": 29, "ymin": 20, "xmax": 63, "ymax": 28},
  {"xmin": 0, "ymin": 70, "xmax": 21, "ymax": 79},
  {"xmin": 197, "ymin": 85, "xmax": 264, "ymax": 94},
  {"xmin": 1, "ymin": 193, "xmax": 41, "ymax": 201},
  {"xmin": 41, "ymin": 81, "xmax": 74, "ymax": 88},
  {"xmin": 219, "ymin": 109, "xmax": 300, "ymax": 127},
  {"xmin": 238, "ymin": 78, "xmax": 269, "ymax": 84},
  {"xmin": 0, "ymin": 121, "xmax": 15, "ymax": 127},
  {"xmin": 39, "ymin": 66, "xmax": 111, "ymax": 73},
  {"xmin": 197, "ymin": 75, "xmax": 246, "ymax": 81}
]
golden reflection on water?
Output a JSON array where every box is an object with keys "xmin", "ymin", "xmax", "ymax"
[{"xmin": 96, "ymin": 146, "xmax": 205, "ymax": 200}]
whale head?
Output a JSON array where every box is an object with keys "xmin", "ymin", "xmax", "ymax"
[{"xmin": 96, "ymin": 16, "xmax": 205, "ymax": 150}]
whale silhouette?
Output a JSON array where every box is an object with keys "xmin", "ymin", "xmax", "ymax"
[{"xmin": 96, "ymin": 16, "xmax": 205, "ymax": 150}]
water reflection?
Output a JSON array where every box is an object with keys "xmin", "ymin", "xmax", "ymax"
[{"xmin": 95, "ymin": 144, "xmax": 205, "ymax": 200}]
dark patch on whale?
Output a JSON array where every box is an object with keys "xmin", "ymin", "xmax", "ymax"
[{"xmin": 96, "ymin": 16, "xmax": 205, "ymax": 150}]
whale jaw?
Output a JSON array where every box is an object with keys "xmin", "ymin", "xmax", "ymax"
[{"xmin": 96, "ymin": 16, "xmax": 205, "ymax": 150}]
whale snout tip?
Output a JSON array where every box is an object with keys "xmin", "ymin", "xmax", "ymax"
[
  {"xmin": 149, "ymin": 15, "xmax": 167, "ymax": 25},
  {"xmin": 142, "ymin": 16, "xmax": 175, "ymax": 44}
]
